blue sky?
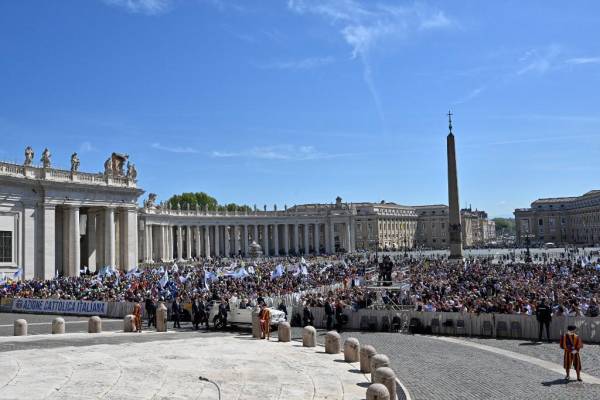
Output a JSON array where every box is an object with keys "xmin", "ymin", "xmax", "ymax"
[{"xmin": 1, "ymin": 0, "xmax": 599, "ymax": 217}]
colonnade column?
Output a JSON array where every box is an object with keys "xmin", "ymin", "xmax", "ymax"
[
  {"xmin": 224, "ymin": 226, "xmax": 231, "ymax": 256},
  {"xmin": 233, "ymin": 226, "xmax": 240, "ymax": 256},
  {"xmin": 253, "ymin": 225, "xmax": 259, "ymax": 243},
  {"xmin": 263, "ymin": 224, "xmax": 269, "ymax": 256},
  {"xmin": 105, "ymin": 207, "xmax": 116, "ymax": 267},
  {"xmin": 159, "ymin": 225, "xmax": 165, "ymax": 261},
  {"xmin": 303, "ymin": 224, "xmax": 310, "ymax": 255},
  {"xmin": 214, "ymin": 226, "xmax": 220, "ymax": 257},
  {"xmin": 195, "ymin": 226, "xmax": 201, "ymax": 259},
  {"xmin": 86, "ymin": 211, "xmax": 96, "ymax": 271},
  {"xmin": 169, "ymin": 225, "xmax": 174, "ymax": 261},
  {"xmin": 186, "ymin": 226, "xmax": 192, "ymax": 260},
  {"xmin": 177, "ymin": 226, "xmax": 183, "ymax": 261},
  {"xmin": 330, "ymin": 222, "xmax": 335, "ymax": 253},
  {"xmin": 243, "ymin": 225, "xmax": 249, "ymax": 256},
  {"xmin": 293, "ymin": 223, "xmax": 299, "ymax": 254},
  {"xmin": 204, "ymin": 225, "xmax": 211, "ymax": 257},
  {"xmin": 346, "ymin": 223, "xmax": 351, "ymax": 252},
  {"xmin": 42, "ymin": 204, "xmax": 56, "ymax": 280},
  {"xmin": 283, "ymin": 224, "xmax": 289, "ymax": 255},
  {"xmin": 68, "ymin": 206, "xmax": 81, "ymax": 276},
  {"xmin": 314, "ymin": 223, "xmax": 320, "ymax": 255},
  {"xmin": 324, "ymin": 221, "xmax": 331, "ymax": 255},
  {"xmin": 273, "ymin": 224, "xmax": 279, "ymax": 256},
  {"xmin": 348, "ymin": 219, "xmax": 356, "ymax": 253},
  {"xmin": 144, "ymin": 223, "xmax": 153, "ymax": 263},
  {"xmin": 123, "ymin": 208, "xmax": 138, "ymax": 271}
]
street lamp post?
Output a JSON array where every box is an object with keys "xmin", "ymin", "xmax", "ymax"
[
  {"xmin": 523, "ymin": 233, "xmax": 533, "ymax": 262},
  {"xmin": 199, "ymin": 376, "xmax": 221, "ymax": 400}
]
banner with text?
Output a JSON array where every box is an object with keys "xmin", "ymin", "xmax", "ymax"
[{"xmin": 12, "ymin": 298, "xmax": 108, "ymax": 316}]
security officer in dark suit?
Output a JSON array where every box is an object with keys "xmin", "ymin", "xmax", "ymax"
[
  {"xmin": 145, "ymin": 296, "xmax": 156, "ymax": 328},
  {"xmin": 172, "ymin": 297, "xmax": 182, "ymax": 329},
  {"xmin": 324, "ymin": 298, "xmax": 334, "ymax": 330},
  {"xmin": 536, "ymin": 298, "xmax": 552, "ymax": 342}
]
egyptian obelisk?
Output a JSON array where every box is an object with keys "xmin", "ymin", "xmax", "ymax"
[{"xmin": 447, "ymin": 111, "xmax": 463, "ymax": 260}]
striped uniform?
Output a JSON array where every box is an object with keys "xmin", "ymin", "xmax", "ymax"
[
  {"xmin": 259, "ymin": 308, "xmax": 271, "ymax": 340},
  {"xmin": 560, "ymin": 332, "xmax": 583, "ymax": 372}
]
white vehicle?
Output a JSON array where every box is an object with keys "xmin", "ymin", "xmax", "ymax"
[{"xmin": 207, "ymin": 301, "xmax": 286, "ymax": 329}]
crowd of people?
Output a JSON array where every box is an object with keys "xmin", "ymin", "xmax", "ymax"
[
  {"xmin": 410, "ymin": 257, "xmax": 600, "ymax": 316},
  {"xmin": 0, "ymin": 255, "xmax": 375, "ymax": 309},
  {"xmin": 1, "ymin": 251, "xmax": 600, "ymax": 319}
]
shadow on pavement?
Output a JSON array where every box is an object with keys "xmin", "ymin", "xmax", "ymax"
[{"xmin": 541, "ymin": 378, "xmax": 570, "ymax": 386}]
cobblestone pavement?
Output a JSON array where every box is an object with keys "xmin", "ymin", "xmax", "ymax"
[
  {"xmin": 291, "ymin": 328, "xmax": 600, "ymax": 400},
  {"xmin": 462, "ymin": 336, "xmax": 600, "ymax": 378}
]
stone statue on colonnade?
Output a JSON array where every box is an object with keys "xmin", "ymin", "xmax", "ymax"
[
  {"xmin": 70, "ymin": 152, "xmax": 80, "ymax": 172},
  {"xmin": 144, "ymin": 193, "xmax": 157, "ymax": 209},
  {"xmin": 24, "ymin": 146, "xmax": 34, "ymax": 166},
  {"xmin": 41, "ymin": 148, "xmax": 51, "ymax": 168},
  {"xmin": 126, "ymin": 161, "xmax": 137, "ymax": 180}
]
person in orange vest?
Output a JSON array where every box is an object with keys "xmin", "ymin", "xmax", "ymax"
[
  {"xmin": 259, "ymin": 303, "xmax": 271, "ymax": 340},
  {"xmin": 133, "ymin": 302, "xmax": 143, "ymax": 333},
  {"xmin": 559, "ymin": 325, "xmax": 583, "ymax": 381}
]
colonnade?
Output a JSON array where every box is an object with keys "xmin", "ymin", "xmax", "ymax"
[
  {"xmin": 142, "ymin": 221, "xmax": 354, "ymax": 262},
  {"xmin": 51, "ymin": 205, "xmax": 138, "ymax": 277}
]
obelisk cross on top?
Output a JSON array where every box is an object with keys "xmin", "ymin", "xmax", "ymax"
[{"xmin": 446, "ymin": 110, "xmax": 463, "ymax": 260}]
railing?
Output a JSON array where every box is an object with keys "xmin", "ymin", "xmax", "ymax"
[
  {"xmin": 143, "ymin": 207, "xmax": 355, "ymax": 218},
  {"xmin": 0, "ymin": 163, "xmax": 25, "ymax": 175},
  {"xmin": 0, "ymin": 160, "xmax": 136, "ymax": 188}
]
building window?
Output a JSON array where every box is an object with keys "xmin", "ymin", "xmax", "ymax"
[
  {"xmin": 538, "ymin": 219, "xmax": 543, "ymax": 226},
  {"xmin": 0, "ymin": 231, "xmax": 12, "ymax": 263}
]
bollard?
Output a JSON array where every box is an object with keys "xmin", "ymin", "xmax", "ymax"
[
  {"xmin": 52, "ymin": 317, "xmax": 65, "ymax": 334},
  {"xmin": 302, "ymin": 326, "xmax": 316, "ymax": 347},
  {"xmin": 325, "ymin": 331, "xmax": 341, "ymax": 354},
  {"xmin": 278, "ymin": 321, "xmax": 291, "ymax": 342},
  {"xmin": 156, "ymin": 302, "xmax": 168, "ymax": 332},
  {"xmin": 252, "ymin": 306, "xmax": 261, "ymax": 339},
  {"xmin": 366, "ymin": 383, "xmax": 390, "ymax": 400},
  {"xmin": 123, "ymin": 314, "xmax": 136, "ymax": 332},
  {"xmin": 374, "ymin": 367, "xmax": 397, "ymax": 400},
  {"xmin": 370, "ymin": 354, "xmax": 391, "ymax": 382},
  {"xmin": 360, "ymin": 344, "xmax": 377, "ymax": 373},
  {"xmin": 13, "ymin": 319, "xmax": 27, "ymax": 336},
  {"xmin": 88, "ymin": 316, "xmax": 102, "ymax": 333},
  {"xmin": 344, "ymin": 337, "xmax": 360, "ymax": 362}
]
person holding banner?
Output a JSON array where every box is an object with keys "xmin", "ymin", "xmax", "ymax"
[{"xmin": 560, "ymin": 325, "xmax": 583, "ymax": 382}]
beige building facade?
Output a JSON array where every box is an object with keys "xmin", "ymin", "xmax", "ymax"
[
  {"xmin": 414, "ymin": 205, "xmax": 496, "ymax": 249},
  {"xmin": 515, "ymin": 190, "xmax": 600, "ymax": 246},
  {"xmin": 1, "ymin": 147, "xmax": 500, "ymax": 279},
  {"xmin": 0, "ymin": 151, "xmax": 142, "ymax": 280}
]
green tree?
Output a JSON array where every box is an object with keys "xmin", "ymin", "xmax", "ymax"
[
  {"xmin": 493, "ymin": 217, "xmax": 515, "ymax": 235},
  {"xmin": 167, "ymin": 192, "xmax": 218, "ymax": 210},
  {"xmin": 167, "ymin": 192, "xmax": 250, "ymax": 212}
]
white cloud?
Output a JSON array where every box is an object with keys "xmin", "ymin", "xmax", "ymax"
[
  {"xmin": 151, "ymin": 142, "xmax": 199, "ymax": 153},
  {"xmin": 452, "ymin": 85, "xmax": 486, "ymax": 105},
  {"xmin": 101, "ymin": 0, "xmax": 171, "ymax": 15},
  {"xmin": 79, "ymin": 141, "xmax": 95, "ymax": 153},
  {"xmin": 419, "ymin": 10, "xmax": 453, "ymax": 30},
  {"xmin": 259, "ymin": 56, "xmax": 335, "ymax": 70},
  {"xmin": 517, "ymin": 45, "xmax": 561, "ymax": 75},
  {"xmin": 211, "ymin": 145, "xmax": 351, "ymax": 161},
  {"xmin": 287, "ymin": 1, "xmax": 455, "ymax": 132},
  {"xmin": 566, "ymin": 57, "xmax": 600, "ymax": 65}
]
